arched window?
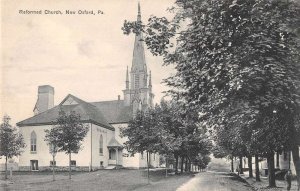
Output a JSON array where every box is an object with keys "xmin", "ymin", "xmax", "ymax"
[
  {"xmin": 99, "ymin": 134, "xmax": 103, "ymax": 155},
  {"xmin": 30, "ymin": 131, "xmax": 37, "ymax": 152}
]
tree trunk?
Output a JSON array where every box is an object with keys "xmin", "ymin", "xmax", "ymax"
[
  {"xmin": 181, "ymin": 156, "xmax": 184, "ymax": 174},
  {"xmin": 175, "ymin": 154, "xmax": 178, "ymax": 174},
  {"xmin": 52, "ymin": 155, "xmax": 55, "ymax": 181},
  {"xmin": 5, "ymin": 156, "xmax": 8, "ymax": 180},
  {"xmin": 255, "ymin": 155, "xmax": 261, "ymax": 181},
  {"xmin": 291, "ymin": 146, "xmax": 300, "ymax": 191},
  {"xmin": 276, "ymin": 152, "xmax": 280, "ymax": 168},
  {"xmin": 147, "ymin": 151, "xmax": 150, "ymax": 184},
  {"xmin": 185, "ymin": 157, "xmax": 188, "ymax": 172},
  {"xmin": 239, "ymin": 156, "xmax": 244, "ymax": 174},
  {"xmin": 267, "ymin": 153, "xmax": 276, "ymax": 187},
  {"xmin": 165, "ymin": 157, "xmax": 168, "ymax": 178},
  {"xmin": 69, "ymin": 153, "xmax": 71, "ymax": 180},
  {"xmin": 248, "ymin": 156, "xmax": 253, "ymax": 178},
  {"xmin": 231, "ymin": 157, "xmax": 234, "ymax": 172}
]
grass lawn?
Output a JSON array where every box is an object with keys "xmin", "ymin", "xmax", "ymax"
[{"xmin": 0, "ymin": 169, "xmax": 195, "ymax": 191}]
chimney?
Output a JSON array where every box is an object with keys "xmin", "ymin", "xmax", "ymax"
[{"xmin": 33, "ymin": 85, "xmax": 54, "ymax": 115}]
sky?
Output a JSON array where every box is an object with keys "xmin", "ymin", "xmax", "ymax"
[{"xmin": 1, "ymin": 0, "xmax": 175, "ymax": 125}]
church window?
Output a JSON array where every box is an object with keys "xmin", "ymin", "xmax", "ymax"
[
  {"xmin": 135, "ymin": 74, "xmax": 139, "ymax": 89},
  {"xmin": 154, "ymin": 154, "xmax": 156, "ymax": 161},
  {"xmin": 30, "ymin": 131, "xmax": 37, "ymax": 153},
  {"xmin": 141, "ymin": 151, "xmax": 144, "ymax": 159},
  {"xmin": 99, "ymin": 134, "xmax": 103, "ymax": 155}
]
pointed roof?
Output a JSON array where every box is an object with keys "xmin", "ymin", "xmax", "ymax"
[
  {"xmin": 131, "ymin": 2, "xmax": 147, "ymax": 73},
  {"xmin": 107, "ymin": 137, "xmax": 123, "ymax": 148},
  {"xmin": 17, "ymin": 94, "xmax": 114, "ymax": 130}
]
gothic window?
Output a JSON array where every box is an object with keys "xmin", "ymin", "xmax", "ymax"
[
  {"xmin": 135, "ymin": 74, "xmax": 139, "ymax": 89},
  {"xmin": 99, "ymin": 134, "xmax": 103, "ymax": 155},
  {"xmin": 30, "ymin": 131, "xmax": 37, "ymax": 152}
]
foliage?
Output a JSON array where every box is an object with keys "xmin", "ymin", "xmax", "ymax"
[
  {"xmin": 50, "ymin": 109, "xmax": 88, "ymax": 179},
  {"xmin": 121, "ymin": 109, "xmax": 160, "ymax": 154},
  {"xmin": 122, "ymin": 99, "xmax": 212, "ymax": 172},
  {"xmin": 44, "ymin": 126, "xmax": 61, "ymax": 181},
  {"xmin": 44, "ymin": 127, "xmax": 60, "ymax": 156},
  {"xmin": 53, "ymin": 110, "xmax": 89, "ymax": 155},
  {"xmin": 0, "ymin": 115, "xmax": 25, "ymax": 159},
  {"xmin": 0, "ymin": 115, "xmax": 25, "ymax": 179},
  {"xmin": 122, "ymin": 0, "xmax": 300, "ymax": 186}
]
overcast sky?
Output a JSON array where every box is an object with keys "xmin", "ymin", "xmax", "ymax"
[{"xmin": 1, "ymin": 0, "xmax": 175, "ymax": 125}]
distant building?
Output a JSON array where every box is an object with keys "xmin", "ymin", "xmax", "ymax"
[{"xmin": 16, "ymin": 3, "xmax": 159, "ymax": 171}]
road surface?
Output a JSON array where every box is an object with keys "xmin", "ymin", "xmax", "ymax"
[{"xmin": 176, "ymin": 171, "xmax": 254, "ymax": 191}]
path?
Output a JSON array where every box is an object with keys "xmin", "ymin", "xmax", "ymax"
[{"xmin": 176, "ymin": 171, "xmax": 254, "ymax": 191}]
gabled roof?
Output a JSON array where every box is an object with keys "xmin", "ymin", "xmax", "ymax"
[
  {"xmin": 17, "ymin": 94, "xmax": 114, "ymax": 131},
  {"xmin": 92, "ymin": 100, "xmax": 132, "ymax": 124},
  {"xmin": 107, "ymin": 137, "xmax": 123, "ymax": 148}
]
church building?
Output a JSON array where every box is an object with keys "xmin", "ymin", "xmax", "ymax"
[{"xmin": 16, "ymin": 3, "xmax": 159, "ymax": 171}]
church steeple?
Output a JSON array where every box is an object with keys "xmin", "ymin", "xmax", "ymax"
[
  {"xmin": 126, "ymin": 66, "xmax": 129, "ymax": 89},
  {"xmin": 137, "ymin": 2, "xmax": 141, "ymax": 22},
  {"xmin": 131, "ymin": 2, "xmax": 147, "ymax": 86},
  {"xmin": 149, "ymin": 71, "xmax": 152, "ymax": 89},
  {"xmin": 123, "ymin": 3, "xmax": 154, "ymax": 109}
]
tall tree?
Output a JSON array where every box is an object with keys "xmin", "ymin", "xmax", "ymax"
[
  {"xmin": 54, "ymin": 110, "xmax": 88, "ymax": 179},
  {"xmin": 0, "ymin": 115, "xmax": 25, "ymax": 179},
  {"xmin": 122, "ymin": 0, "xmax": 300, "ymax": 187},
  {"xmin": 121, "ymin": 109, "xmax": 159, "ymax": 184}
]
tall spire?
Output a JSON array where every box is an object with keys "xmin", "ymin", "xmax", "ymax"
[
  {"xmin": 138, "ymin": 2, "xmax": 141, "ymax": 21},
  {"xmin": 149, "ymin": 71, "xmax": 152, "ymax": 88},
  {"xmin": 126, "ymin": 66, "xmax": 129, "ymax": 89},
  {"xmin": 131, "ymin": 2, "xmax": 147, "ymax": 74}
]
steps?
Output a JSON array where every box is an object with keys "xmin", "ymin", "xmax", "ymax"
[{"xmin": 105, "ymin": 165, "xmax": 116, "ymax": 170}]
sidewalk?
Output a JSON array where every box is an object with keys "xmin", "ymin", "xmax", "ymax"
[{"xmin": 238, "ymin": 171, "xmax": 299, "ymax": 191}]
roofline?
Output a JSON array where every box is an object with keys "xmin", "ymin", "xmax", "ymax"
[
  {"xmin": 109, "ymin": 121, "xmax": 130, "ymax": 125},
  {"xmin": 17, "ymin": 119, "xmax": 115, "ymax": 131},
  {"xmin": 91, "ymin": 99, "xmax": 124, "ymax": 104}
]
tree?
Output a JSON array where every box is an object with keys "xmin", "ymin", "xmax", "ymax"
[
  {"xmin": 53, "ymin": 110, "xmax": 88, "ymax": 179},
  {"xmin": 44, "ymin": 127, "xmax": 60, "ymax": 181},
  {"xmin": 156, "ymin": 99, "xmax": 212, "ymax": 174},
  {"xmin": 122, "ymin": 0, "xmax": 300, "ymax": 187},
  {"xmin": 0, "ymin": 115, "xmax": 25, "ymax": 179},
  {"xmin": 121, "ymin": 109, "xmax": 159, "ymax": 184}
]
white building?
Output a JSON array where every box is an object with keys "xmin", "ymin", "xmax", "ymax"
[{"xmin": 16, "ymin": 3, "xmax": 159, "ymax": 171}]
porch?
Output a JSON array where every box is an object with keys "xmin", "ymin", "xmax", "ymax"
[{"xmin": 107, "ymin": 137, "xmax": 123, "ymax": 167}]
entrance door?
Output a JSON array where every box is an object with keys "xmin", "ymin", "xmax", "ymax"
[
  {"xmin": 30, "ymin": 160, "xmax": 39, "ymax": 171},
  {"xmin": 109, "ymin": 149, "xmax": 113, "ymax": 159}
]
